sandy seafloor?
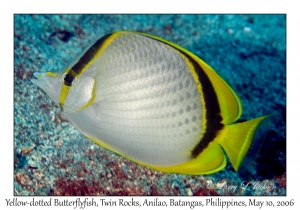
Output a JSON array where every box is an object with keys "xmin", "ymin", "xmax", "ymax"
[{"xmin": 14, "ymin": 14, "xmax": 286, "ymax": 196}]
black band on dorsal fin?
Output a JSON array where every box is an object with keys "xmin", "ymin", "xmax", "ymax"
[{"xmin": 180, "ymin": 51, "xmax": 224, "ymax": 158}]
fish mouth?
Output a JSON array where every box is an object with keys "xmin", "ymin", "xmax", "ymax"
[
  {"xmin": 30, "ymin": 72, "xmax": 46, "ymax": 89},
  {"xmin": 32, "ymin": 72, "xmax": 44, "ymax": 79}
]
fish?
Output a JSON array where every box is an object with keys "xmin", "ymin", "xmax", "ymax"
[{"xmin": 31, "ymin": 31, "xmax": 269, "ymax": 175}]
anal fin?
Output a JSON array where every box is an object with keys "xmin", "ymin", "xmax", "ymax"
[{"xmin": 152, "ymin": 142, "xmax": 227, "ymax": 175}]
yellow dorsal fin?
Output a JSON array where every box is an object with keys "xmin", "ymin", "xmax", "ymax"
[{"xmin": 196, "ymin": 59, "xmax": 242, "ymax": 124}]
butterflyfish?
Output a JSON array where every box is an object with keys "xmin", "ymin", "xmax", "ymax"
[{"xmin": 31, "ymin": 31, "xmax": 269, "ymax": 175}]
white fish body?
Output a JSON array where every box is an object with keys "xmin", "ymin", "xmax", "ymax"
[{"xmin": 31, "ymin": 31, "xmax": 268, "ymax": 175}]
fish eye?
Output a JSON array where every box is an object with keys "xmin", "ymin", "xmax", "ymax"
[{"xmin": 62, "ymin": 73, "xmax": 77, "ymax": 86}]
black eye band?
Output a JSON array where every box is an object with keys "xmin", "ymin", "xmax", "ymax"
[{"xmin": 63, "ymin": 74, "xmax": 76, "ymax": 86}]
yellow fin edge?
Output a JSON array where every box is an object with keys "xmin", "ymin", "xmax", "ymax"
[
  {"xmin": 197, "ymin": 60, "xmax": 243, "ymax": 124},
  {"xmin": 87, "ymin": 135, "xmax": 226, "ymax": 175}
]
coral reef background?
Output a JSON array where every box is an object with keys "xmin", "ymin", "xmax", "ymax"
[{"xmin": 14, "ymin": 14, "xmax": 286, "ymax": 196}]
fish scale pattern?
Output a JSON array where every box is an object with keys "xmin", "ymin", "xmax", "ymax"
[{"xmin": 66, "ymin": 33, "xmax": 205, "ymax": 166}]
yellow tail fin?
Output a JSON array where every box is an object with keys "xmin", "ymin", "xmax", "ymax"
[{"xmin": 217, "ymin": 116, "xmax": 270, "ymax": 175}]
